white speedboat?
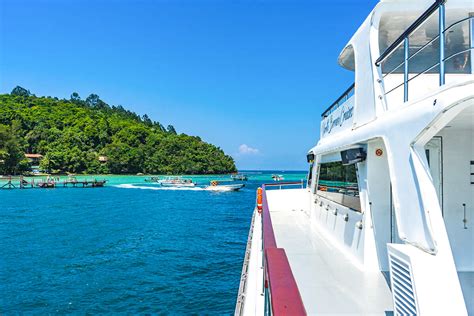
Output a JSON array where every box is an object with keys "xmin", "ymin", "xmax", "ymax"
[
  {"xmin": 231, "ymin": 173, "xmax": 248, "ymax": 181},
  {"xmin": 158, "ymin": 176, "xmax": 195, "ymax": 187},
  {"xmin": 205, "ymin": 181, "xmax": 244, "ymax": 191},
  {"xmin": 236, "ymin": 1, "xmax": 473, "ymax": 315},
  {"xmin": 271, "ymin": 174, "xmax": 284, "ymax": 181},
  {"xmin": 144, "ymin": 176, "xmax": 160, "ymax": 182}
]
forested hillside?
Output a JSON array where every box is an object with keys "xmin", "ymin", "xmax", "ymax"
[{"xmin": 0, "ymin": 86, "xmax": 236, "ymax": 175}]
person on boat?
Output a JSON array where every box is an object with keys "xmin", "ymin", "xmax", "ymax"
[{"xmin": 446, "ymin": 26, "xmax": 470, "ymax": 72}]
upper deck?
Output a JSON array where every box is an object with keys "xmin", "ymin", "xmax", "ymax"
[{"xmin": 319, "ymin": 0, "xmax": 473, "ymax": 140}]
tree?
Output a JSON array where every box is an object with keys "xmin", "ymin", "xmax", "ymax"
[
  {"xmin": 70, "ymin": 92, "xmax": 81, "ymax": 102},
  {"xmin": 167, "ymin": 125, "xmax": 177, "ymax": 134},
  {"xmin": 11, "ymin": 86, "xmax": 31, "ymax": 97},
  {"xmin": 142, "ymin": 114, "xmax": 152, "ymax": 126},
  {"xmin": 153, "ymin": 121, "xmax": 166, "ymax": 132},
  {"xmin": 0, "ymin": 124, "xmax": 28, "ymax": 175},
  {"xmin": 39, "ymin": 155, "xmax": 52, "ymax": 173},
  {"xmin": 86, "ymin": 94, "xmax": 108, "ymax": 109},
  {"xmin": 85, "ymin": 94, "xmax": 100, "ymax": 107}
]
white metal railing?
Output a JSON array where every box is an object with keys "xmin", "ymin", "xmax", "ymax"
[
  {"xmin": 321, "ymin": 83, "xmax": 355, "ymax": 118},
  {"xmin": 263, "ymin": 180, "xmax": 305, "ymax": 191},
  {"xmin": 376, "ymin": 1, "xmax": 473, "ymax": 104},
  {"xmin": 234, "ymin": 210, "xmax": 257, "ymax": 315}
]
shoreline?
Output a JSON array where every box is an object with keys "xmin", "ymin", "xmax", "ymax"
[{"xmin": 0, "ymin": 169, "xmax": 306, "ymax": 179}]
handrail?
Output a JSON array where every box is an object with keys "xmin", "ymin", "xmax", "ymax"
[
  {"xmin": 264, "ymin": 181, "xmax": 304, "ymax": 188},
  {"xmin": 234, "ymin": 210, "xmax": 257, "ymax": 315},
  {"xmin": 265, "ymin": 248, "xmax": 307, "ymax": 315},
  {"xmin": 261, "ymin": 185, "xmax": 306, "ymax": 315},
  {"xmin": 375, "ymin": 0, "xmax": 446, "ymax": 66},
  {"xmin": 321, "ymin": 83, "xmax": 355, "ymax": 118},
  {"xmin": 262, "ymin": 185, "xmax": 277, "ymax": 249},
  {"xmin": 379, "ymin": 12, "xmax": 473, "ymax": 102},
  {"xmin": 382, "ymin": 32, "xmax": 440, "ymax": 79}
]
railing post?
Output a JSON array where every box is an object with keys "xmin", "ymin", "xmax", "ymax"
[
  {"xmin": 470, "ymin": 13, "xmax": 474, "ymax": 74},
  {"xmin": 404, "ymin": 37, "xmax": 409, "ymax": 102},
  {"xmin": 439, "ymin": 3, "xmax": 446, "ymax": 85}
]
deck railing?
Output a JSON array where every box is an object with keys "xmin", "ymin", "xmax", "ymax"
[
  {"xmin": 261, "ymin": 183, "xmax": 306, "ymax": 315},
  {"xmin": 322, "ymin": 1, "xmax": 473, "ymax": 116},
  {"xmin": 376, "ymin": 0, "xmax": 473, "ymax": 103},
  {"xmin": 264, "ymin": 180, "xmax": 305, "ymax": 191},
  {"xmin": 321, "ymin": 83, "xmax": 355, "ymax": 118},
  {"xmin": 234, "ymin": 210, "xmax": 257, "ymax": 316}
]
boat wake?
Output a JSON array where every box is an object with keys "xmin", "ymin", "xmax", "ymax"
[{"xmin": 115, "ymin": 184, "xmax": 205, "ymax": 191}]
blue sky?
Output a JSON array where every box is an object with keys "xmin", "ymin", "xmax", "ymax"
[{"xmin": 0, "ymin": 0, "xmax": 378, "ymax": 170}]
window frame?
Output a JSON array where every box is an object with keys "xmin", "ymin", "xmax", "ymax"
[{"xmin": 314, "ymin": 160, "xmax": 362, "ymax": 212}]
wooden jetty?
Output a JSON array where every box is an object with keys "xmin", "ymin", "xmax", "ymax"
[
  {"xmin": 1, "ymin": 176, "xmax": 17, "ymax": 189},
  {"xmin": 0, "ymin": 176, "xmax": 107, "ymax": 189},
  {"xmin": 61, "ymin": 178, "xmax": 107, "ymax": 188}
]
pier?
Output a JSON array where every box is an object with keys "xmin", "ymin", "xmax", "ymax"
[{"xmin": 0, "ymin": 176, "xmax": 107, "ymax": 189}]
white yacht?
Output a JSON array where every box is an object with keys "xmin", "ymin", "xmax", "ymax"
[{"xmin": 235, "ymin": 0, "xmax": 473, "ymax": 315}]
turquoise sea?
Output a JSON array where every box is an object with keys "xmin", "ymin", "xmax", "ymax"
[{"xmin": 0, "ymin": 171, "xmax": 306, "ymax": 314}]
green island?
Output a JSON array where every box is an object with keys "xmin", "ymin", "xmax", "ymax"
[{"xmin": 0, "ymin": 86, "xmax": 237, "ymax": 175}]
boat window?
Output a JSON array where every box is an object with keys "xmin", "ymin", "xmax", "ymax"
[
  {"xmin": 307, "ymin": 163, "xmax": 314, "ymax": 188},
  {"xmin": 316, "ymin": 161, "xmax": 361, "ymax": 212}
]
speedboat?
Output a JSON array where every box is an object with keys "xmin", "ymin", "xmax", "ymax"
[
  {"xmin": 158, "ymin": 176, "xmax": 195, "ymax": 187},
  {"xmin": 36, "ymin": 181, "xmax": 55, "ymax": 188},
  {"xmin": 231, "ymin": 173, "xmax": 248, "ymax": 181},
  {"xmin": 271, "ymin": 174, "xmax": 284, "ymax": 181},
  {"xmin": 236, "ymin": 1, "xmax": 474, "ymax": 315},
  {"xmin": 204, "ymin": 180, "xmax": 244, "ymax": 191},
  {"xmin": 144, "ymin": 176, "xmax": 160, "ymax": 182}
]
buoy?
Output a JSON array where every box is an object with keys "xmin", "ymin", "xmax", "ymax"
[{"xmin": 256, "ymin": 187, "xmax": 263, "ymax": 213}]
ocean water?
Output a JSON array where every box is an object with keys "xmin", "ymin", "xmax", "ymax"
[{"xmin": 0, "ymin": 171, "xmax": 305, "ymax": 314}]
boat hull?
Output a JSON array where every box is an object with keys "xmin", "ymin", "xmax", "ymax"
[
  {"xmin": 159, "ymin": 182, "xmax": 196, "ymax": 187},
  {"xmin": 204, "ymin": 184, "xmax": 244, "ymax": 191}
]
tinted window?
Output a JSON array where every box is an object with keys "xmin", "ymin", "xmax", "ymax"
[
  {"xmin": 307, "ymin": 163, "xmax": 314, "ymax": 188},
  {"xmin": 316, "ymin": 161, "xmax": 361, "ymax": 212}
]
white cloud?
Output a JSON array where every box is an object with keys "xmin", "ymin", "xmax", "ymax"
[{"xmin": 238, "ymin": 144, "xmax": 259, "ymax": 155}]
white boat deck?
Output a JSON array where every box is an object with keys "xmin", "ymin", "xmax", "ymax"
[{"xmin": 266, "ymin": 189, "xmax": 394, "ymax": 315}]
